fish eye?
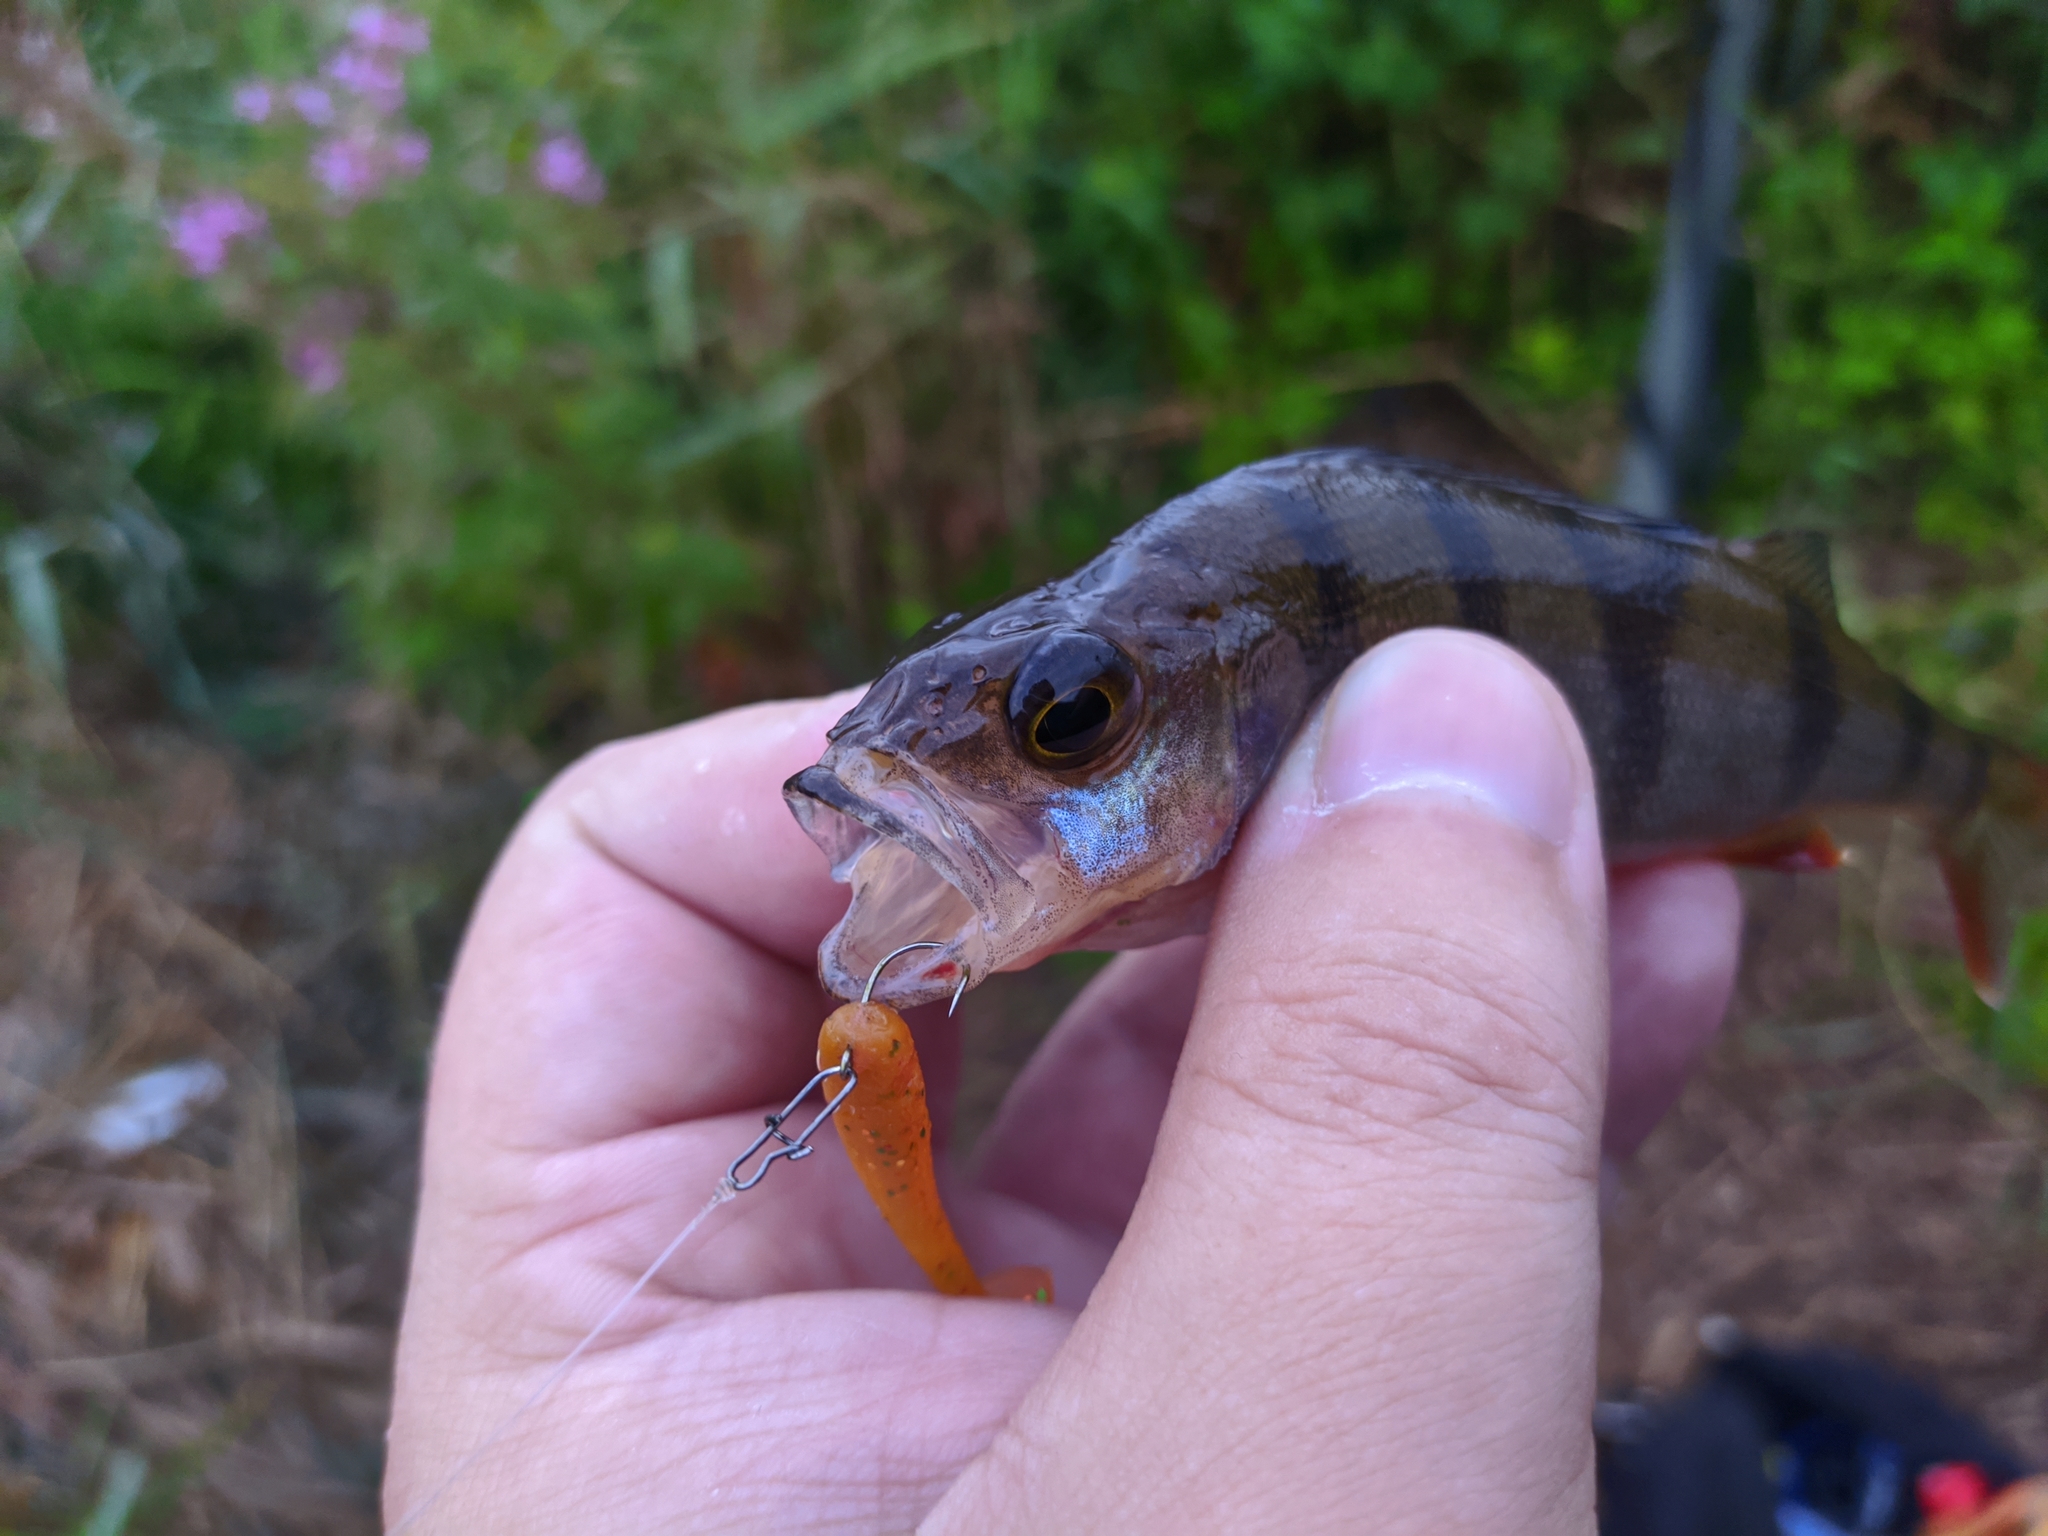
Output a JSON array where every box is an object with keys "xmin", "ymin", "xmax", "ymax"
[{"xmin": 1006, "ymin": 631, "xmax": 1141, "ymax": 768}]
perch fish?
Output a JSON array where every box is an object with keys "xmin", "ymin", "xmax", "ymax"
[{"xmin": 785, "ymin": 449, "xmax": 2048, "ymax": 1009}]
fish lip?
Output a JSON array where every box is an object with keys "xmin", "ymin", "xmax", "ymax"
[
  {"xmin": 783, "ymin": 763, "xmax": 902, "ymax": 870},
  {"xmin": 783, "ymin": 756, "xmax": 1035, "ymax": 1005},
  {"xmin": 783, "ymin": 760, "xmax": 1022, "ymax": 900}
]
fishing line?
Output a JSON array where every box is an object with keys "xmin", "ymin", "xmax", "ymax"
[
  {"xmin": 387, "ymin": 1180, "xmax": 734, "ymax": 1534},
  {"xmin": 1873, "ymin": 817, "xmax": 1977, "ymax": 1057},
  {"xmin": 1872, "ymin": 817, "xmax": 1971, "ymax": 1064},
  {"xmin": 390, "ymin": 947, "xmax": 953, "ymax": 1531},
  {"xmin": 389, "ymin": 1046, "xmax": 866, "ymax": 1533}
]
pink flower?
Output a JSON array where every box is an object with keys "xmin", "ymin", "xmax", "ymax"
[
  {"xmin": 163, "ymin": 191, "xmax": 267, "ymax": 276},
  {"xmin": 323, "ymin": 47, "xmax": 405, "ymax": 114},
  {"xmin": 531, "ymin": 133, "xmax": 603, "ymax": 203},
  {"xmin": 310, "ymin": 130, "xmax": 388, "ymax": 203},
  {"xmin": 232, "ymin": 80, "xmax": 274, "ymax": 123},
  {"xmin": 287, "ymin": 337, "xmax": 346, "ymax": 394},
  {"xmin": 391, "ymin": 130, "xmax": 429, "ymax": 177},
  {"xmin": 289, "ymin": 82, "xmax": 336, "ymax": 125},
  {"xmin": 309, "ymin": 127, "xmax": 431, "ymax": 204},
  {"xmin": 286, "ymin": 292, "xmax": 365, "ymax": 395},
  {"xmin": 345, "ymin": 5, "xmax": 429, "ymax": 55}
]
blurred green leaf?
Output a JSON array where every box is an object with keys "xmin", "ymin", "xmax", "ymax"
[
  {"xmin": 75, "ymin": 1450, "xmax": 147, "ymax": 1536},
  {"xmin": 3, "ymin": 529, "xmax": 66, "ymax": 682},
  {"xmin": 646, "ymin": 224, "xmax": 696, "ymax": 367}
]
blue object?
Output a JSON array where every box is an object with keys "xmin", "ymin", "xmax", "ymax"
[
  {"xmin": 1856, "ymin": 1439, "xmax": 1903, "ymax": 1532},
  {"xmin": 1777, "ymin": 1501, "xmax": 1852, "ymax": 1536}
]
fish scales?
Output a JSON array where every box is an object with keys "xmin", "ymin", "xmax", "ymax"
[
  {"xmin": 1138, "ymin": 454, "xmax": 1976, "ymax": 851},
  {"xmin": 788, "ymin": 448, "xmax": 2048, "ymax": 1009}
]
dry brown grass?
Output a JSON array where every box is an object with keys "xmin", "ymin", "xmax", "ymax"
[
  {"xmin": 0, "ymin": 636, "xmax": 2041, "ymax": 1531},
  {"xmin": 1600, "ymin": 863, "xmax": 2048, "ymax": 1465},
  {"xmin": 0, "ymin": 652, "xmax": 529, "ymax": 1531}
]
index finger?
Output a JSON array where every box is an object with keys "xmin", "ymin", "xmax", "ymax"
[{"xmin": 429, "ymin": 691, "xmax": 861, "ymax": 1157}]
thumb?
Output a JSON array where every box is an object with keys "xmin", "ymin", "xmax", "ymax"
[{"xmin": 929, "ymin": 630, "xmax": 1610, "ymax": 1535}]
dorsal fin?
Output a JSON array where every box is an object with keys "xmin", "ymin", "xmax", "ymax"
[
  {"xmin": 1735, "ymin": 531, "xmax": 1835, "ymax": 611},
  {"xmin": 1320, "ymin": 382, "xmax": 1572, "ymax": 492}
]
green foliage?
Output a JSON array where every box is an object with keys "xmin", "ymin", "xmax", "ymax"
[
  {"xmin": 1718, "ymin": 1, "xmax": 2048, "ymax": 738},
  {"xmin": 1993, "ymin": 907, "xmax": 2048, "ymax": 1082},
  {"xmin": 1702, "ymin": 0, "xmax": 2048, "ymax": 1078},
  {"xmin": 1023, "ymin": 0, "xmax": 1672, "ymax": 473},
  {"xmin": 7, "ymin": 0, "xmax": 1060, "ymax": 733},
  {"xmin": 10, "ymin": 0, "xmax": 2048, "ymax": 1073},
  {"xmin": 5, "ymin": 0, "xmax": 1695, "ymax": 734}
]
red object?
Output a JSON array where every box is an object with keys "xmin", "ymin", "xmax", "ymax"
[
  {"xmin": 1712, "ymin": 821, "xmax": 1844, "ymax": 873},
  {"xmin": 1920, "ymin": 1462, "xmax": 1993, "ymax": 1523}
]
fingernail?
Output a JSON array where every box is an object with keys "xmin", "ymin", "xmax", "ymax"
[{"xmin": 1312, "ymin": 630, "xmax": 1584, "ymax": 846}]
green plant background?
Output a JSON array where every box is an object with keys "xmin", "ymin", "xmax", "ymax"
[{"xmin": 8, "ymin": 0, "xmax": 2048, "ymax": 1077}]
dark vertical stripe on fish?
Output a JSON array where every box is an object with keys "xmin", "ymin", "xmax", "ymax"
[
  {"xmin": 1887, "ymin": 682, "xmax": 1934, "ymax": 800},
  {"xmin": 1261, "ymin": 482, "xmax": 1356, "ymax": 661},
  {"xmin": 1421, "ymin": 484, "xmax": 1508, "ymax": 636},
  {"xmin": 1781, "ymin": 592, "xmax": 1842, "ymax": 810},
  {"xmin": 1563, "ymin": 523, "xmax": 1690, "ymax": 838}
]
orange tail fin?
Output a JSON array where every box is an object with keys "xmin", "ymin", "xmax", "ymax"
[{"xmin": 1937, "ymin": 747, "xmax": 2048, "ymax": 1006}]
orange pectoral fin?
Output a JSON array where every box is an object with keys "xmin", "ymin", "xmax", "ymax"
[
  {"xmin": 1711, "ymin": 822, "xmax": 1844, "ymax": 874},
  {"xmin": 1938, "ymin": 849, "xmax": 2000, "ymax": 1004}
]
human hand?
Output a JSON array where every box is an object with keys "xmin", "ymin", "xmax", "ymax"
[{"xmin": 384, "ymin": 628, "xmax": 1740, "ymax": 1533}]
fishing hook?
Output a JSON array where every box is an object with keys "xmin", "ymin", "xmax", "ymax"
[
  {"xmin": 725, "ymin": 943, "xmax": 969, "ymax": 1193},
  {"xmin": 861, "ymin": 939, "xmax": 972, "ymax": 1016}
]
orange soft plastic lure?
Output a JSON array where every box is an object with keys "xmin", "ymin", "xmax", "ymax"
[{"xmin": 818, "ymin": 1000, "xmax": 1050, "ymax": 1303}]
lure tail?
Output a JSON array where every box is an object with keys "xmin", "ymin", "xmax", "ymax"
[
  {"xmin": 819, "ymin": 1001, "xmax": 1053, "ymax": 1304},
  {"xmin": 1937, "ymin": 746, "xmax": 2048, "ymax": 1006}
]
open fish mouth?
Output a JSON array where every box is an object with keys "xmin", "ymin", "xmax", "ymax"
[{"xmin": 784, "ymin": 752, "xmax": 1047, "ymax": 1006}]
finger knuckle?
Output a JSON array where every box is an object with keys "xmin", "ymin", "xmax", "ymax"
[{"xmin": 1206, "ymin": 918, "xmax": 1602, "ymax": 1160}]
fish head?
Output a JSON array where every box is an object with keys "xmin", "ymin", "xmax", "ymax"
[{"xmin": 785, "ymin": 608, "xmax": 1242, "ymax": 1005}]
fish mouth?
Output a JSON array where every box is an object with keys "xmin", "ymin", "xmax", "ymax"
[{"xmin": 784, "ymin": 753, "xmax": 1046, "ymax": 1006}]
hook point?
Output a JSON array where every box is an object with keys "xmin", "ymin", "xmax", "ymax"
[{"xmin": 861, "ymin": 940, "xmax": 953, "ymax": 1005}]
